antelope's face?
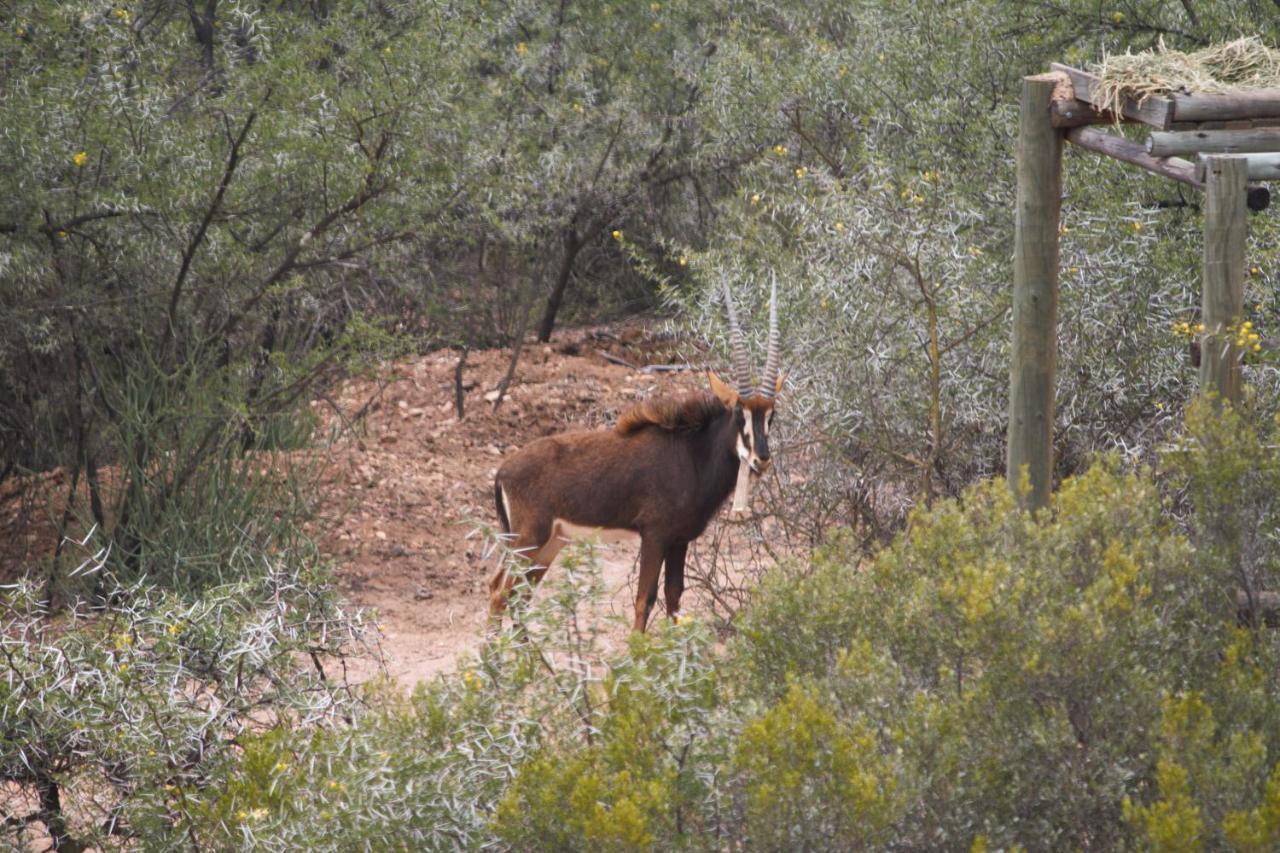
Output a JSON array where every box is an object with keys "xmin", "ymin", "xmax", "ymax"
[
  {"xmin": 709, "ymin": 371, "xmax": 783, "ymax": 476},
  {"xmin": 738, "ymin": 397, "xmax": 776, "ymax": 474}
]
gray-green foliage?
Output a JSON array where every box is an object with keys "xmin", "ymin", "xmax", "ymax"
[
  {"xmin": 668, "ymin": 0, "xmax": 1280, "ymax": 538},
  {"xmin": 91, "ymin": 409, "xmax": 1280, "ymax": 850},
  {"xmin": 0, "ymin": 547, "xmax": 370, "ymax": 850}
]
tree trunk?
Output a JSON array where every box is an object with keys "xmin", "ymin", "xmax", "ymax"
[{"xmin": 536, "ymin": 228, "xmax": 583, "ymax": 343}]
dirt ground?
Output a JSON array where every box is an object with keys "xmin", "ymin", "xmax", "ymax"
[{"xmin": 0, "ymin": 321, "xmax": 766, "ymax": 686}]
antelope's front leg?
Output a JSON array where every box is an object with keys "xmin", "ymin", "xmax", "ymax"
[
  {"xmin": 633, "ymin": 537, "xmax": 667, "ymax": 632},
  {"xmin": 663, "ymin": 542, "xmax": 688, "ymax": 622}
]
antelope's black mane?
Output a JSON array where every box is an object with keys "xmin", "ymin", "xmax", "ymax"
[{"xmin": 614, "ymin": 391, "xmax": 726, "ymax": 436}]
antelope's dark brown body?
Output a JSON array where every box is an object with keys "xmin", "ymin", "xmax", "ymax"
[{"xmin": 491, "ymin": 390, "xmax": 743, "ymax": 630}]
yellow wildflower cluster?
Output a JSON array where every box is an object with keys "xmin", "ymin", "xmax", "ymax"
[
  {"xmin": 72, "ymin": 151, "xmax": 88, "ymax": 168},
  {"xmin": 1171, "ymin": 320, "xmax": 1205, "ymax": 341},
  {"xmin": 515, "ymin": 41, "xmax": 528, "ymax": 55},
  {"xmin": 920, "ymin": 169, "xmax": 941, "ymax": 182},
  {"xmin": 794, "ymin": 166, "xmax": 807, "ymax": 179},
  {"xmin": 611, "ymin": 229, "xmax": 623, "ymax": 241},
  {"xmin": 1234, "ymin": 320, "xmax": 1262, "ymax": 352},
  {"xmin": 772, "ymin": 144, "xmax": 787, "ymax": 156}
]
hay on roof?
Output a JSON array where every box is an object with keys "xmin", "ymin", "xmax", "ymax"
[{"xmin": 1092, "ymin": 37, "xmax": 1280, "ymax": 116}]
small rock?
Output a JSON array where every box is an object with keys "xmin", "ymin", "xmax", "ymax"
[
  {"xmin": 374, "ymin": 530, "xmax": 387, "ymax": 541},
  {"xmin": 483, "ymin": 389, "xmax": 501, "ymax": 403},
  {"xmin": 414, "ymin": 588, "xmax": 434, "ymax": 601}
]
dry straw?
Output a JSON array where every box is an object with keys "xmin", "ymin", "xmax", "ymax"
[{"xmin": 1092, "ymin": 36, "xmax": 1280, "ymax": 116}]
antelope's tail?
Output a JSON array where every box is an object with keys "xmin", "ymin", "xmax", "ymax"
[{"xmin": 494, "ymin": 478, "xmax": 511, "ymax": 534}]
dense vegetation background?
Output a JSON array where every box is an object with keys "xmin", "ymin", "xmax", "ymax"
[{"xmin": 5, "ymin": 0, "xmax": 1280, "ymax": 848}]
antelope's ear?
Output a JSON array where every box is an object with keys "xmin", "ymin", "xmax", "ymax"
[
  {"xmin": 707, "ymin": 370, "xmax": 738, "ymax": 408},
  {"xmin": 773, "ymin": 371, "xmax": 788, "ymax": 397}
]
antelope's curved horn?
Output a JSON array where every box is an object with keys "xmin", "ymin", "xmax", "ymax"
[
  {"xmin": 721, "ymin": 281, "xmax": 753, "ymax": 396},
  {"xmin": 760, "ymin": 273, "xmax": 781, "ymax": 398}
]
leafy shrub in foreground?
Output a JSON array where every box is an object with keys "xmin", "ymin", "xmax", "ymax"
[{"xmin": 72, "ymin": 408, "xmax": 1280, "ymax": 851}]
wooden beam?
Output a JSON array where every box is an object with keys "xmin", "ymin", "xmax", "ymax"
[
  {"xmin": 1147, "ymin": 128, "xmax": 1280, "ymax": 156},
  {"xmin": 1172, "ymin": 90, "xmax": 1280, "ymax": 124},
  {"xmin": 1050, "ymin": 63, "xmax": 1174, "ymax": 130},
  {"xmin": 1065, "ymin": 126, "xmax": 1201, "ymax": 188},
  {"xmin": 1195, "ymin": 152, "xmax": 1280, "ymax": 182},
  {"xmin": 1200, "ymin": 156, "xmax": 1248, "ymax": 407},
  {"xmin": 1008, "ymin": 76, "xmax": 1063, "ymax": 511},
  {"xmin": 1050, "ymin": 98, "xmax": 1120, "ymax": 128}
]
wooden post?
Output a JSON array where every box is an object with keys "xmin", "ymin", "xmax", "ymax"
[
  {"xmin": 1008, "ymin": 76, "xmax": 1063, "ymax": 510},
  {"xmin": 1200, "ymin": 155, "xmax": 1248, "ymax": 406}
]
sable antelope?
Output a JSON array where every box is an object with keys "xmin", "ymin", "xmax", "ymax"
[{"xmin": 490, "ymin": 282, "xmax": 784, "ymax": 631}]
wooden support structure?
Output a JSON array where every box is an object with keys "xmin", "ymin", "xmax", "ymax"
[
  {"xmin": 1147, "ymin": 128, "xmax": 1280, "ymax": 156},
  {"xmin": 1066, "ymin": 127, "xmax": 1201, "ymax": 188},
  {"xmin": 1008, "ymin": 76, "xmax": 1062, "ymax": 510},
  {"xmin": 1200, "ymin": 156, "xmax": 1248, "ymax": 406},
  {"xmin": 1050, "ymin": 63, "xmax": 1173, "ymax": 128},
  {"xmin": 1008, "ymin": 62, "xmax": 1275, "ymax": 507},
  {"xmin": 1172, "ymin": 91, "xmax": 1280, "ymax": 124},
  {"xmin": 1195, "ymin": 152, "xmax": 1280, "ymax": 182},
  {"xmin": 1051, "ymin": 63, "xmax": 1280, "ymax": 129}
]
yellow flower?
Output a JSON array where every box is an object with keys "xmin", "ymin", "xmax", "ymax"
[
  {"xmin": 773, "ymin": 144, "xmax": 787, "ymax": 156},
  {"xmin": 1111, "ymin": 11, "xmax": 1125, "ymax": 22},
  {"xmin": 651, "ymin": 21, "xmax": 662, "ymax": 31},
  {"xmin": 118, "ymin": 664, "xmax": 128, "ymax": 674},
  {"xmin": 611, "ymin": 229, "xmax": 623, "ymax": 241},
  {"xmin": 750, "ymin": 193, "xmax": 761, "ymax": 205},
  {"xmin": 236, "ymin": 810, "xmax": 248, "ymax": 822},
  {"xmin": 837, "ymin": 64, "xmax": 849, "ymax": 78},
  {"xmin": 794, "ymin": 166, "xmax": 807, "ymax": 178},
  {"xmin": 72, "ymin": 151, "xmax": 88, "ymax": 168},
  {"xmin": 1059, "ymin": 225, "xmax": 1070, "ymax": 235},
  {"xmin": 1069, "ymin": 266, "xmax": 1080, "ymax": 274},
  {"xmin": 113, "ymin": 8, "xmax": 129, "ymax": 22},
  {"xmin": 56, "ymin": 230, "xmax": 68, "ymax": 239},
  {"xmin": 515, "ymin": 41, "xmax": 528, "ymax": 55},
  {"xmin": 650, "ymin": 1, "xmax": 661, "ymax": 10},
  {"xmin": 677, "ymin": 256, "xmax": 688, "ymax": 266},
  {"xmin": 834, "ymin": 221, "xmax": 845, "ymax": 232},
  {"xmin": 250, "ymin": 807, "xmax": 268, "ymax": 821},
  {"xmin": 1131, "ymin": 221, "xmax": 1143, "ymax": 232},
  {"xmin": 1195, "ymin": 323, "xmax": 1205, "ymax": 333},
  {"xmin": 572, "ymin": 102, "xmax": 584, "ymax": 114},
  {"xmin": 1251, "ymin": 266, "xmax": 1261, "ymax": 275},
  {"xmin": 1254, "ymin": 343, "xmax": 1263, "ymax": 352}
]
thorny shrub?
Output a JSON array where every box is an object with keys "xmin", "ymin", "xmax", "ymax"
[{"xmin": 69, "ymin": 405, "xmax": 1278, "ymax": 850}]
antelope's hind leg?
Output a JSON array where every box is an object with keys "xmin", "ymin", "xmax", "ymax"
[{"xmin": 488, "ymin": 534, "xmax": 564, "ymax": 621}]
